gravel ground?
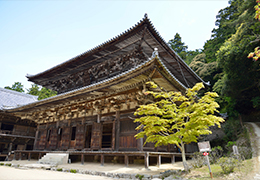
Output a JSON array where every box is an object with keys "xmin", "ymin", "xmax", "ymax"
[{"xmin": 0, "ymin": 166, "xmax": 115, "ymax": 180}]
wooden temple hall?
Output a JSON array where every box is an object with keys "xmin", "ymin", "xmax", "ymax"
[{"xmin": 2, "ymin": 14, "xmax": 206, "ymax": 167}]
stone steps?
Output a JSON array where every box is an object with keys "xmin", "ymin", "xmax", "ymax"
[{"xmin": 38, "ymin": 153, "xmax": 68, "ymax": 166}]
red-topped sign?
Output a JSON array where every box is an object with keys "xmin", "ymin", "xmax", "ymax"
[{"xmin": 203, "ymin": 152, "xmax": 209, "ymax": 156}]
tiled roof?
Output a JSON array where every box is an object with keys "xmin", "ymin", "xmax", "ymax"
[
  {"xmin": 0, "ymin": 87, "xmax": 38, "ymax": 110},
  {"xmin": 5, "ymin": 56, "xmax": 185, "ymax": 112}
]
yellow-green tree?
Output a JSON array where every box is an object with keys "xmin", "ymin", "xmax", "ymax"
[{"xmin": 134, "ymin": 82, "xmax": 224, "ymax": 171}]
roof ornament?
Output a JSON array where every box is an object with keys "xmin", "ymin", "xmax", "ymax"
[
  {"xmin": 144, "ymin": 13, "xmax": 148, "ymax": 19},
  {"xmin": 151, "ymin": 48, "xmax": 159, "ymax": 58}
]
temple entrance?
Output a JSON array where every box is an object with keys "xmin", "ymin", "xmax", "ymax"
[
  {"xmin": 85, "ymin": 125, "xmax": 92, "ymax": 148},
  {"xmin": 102, "ymin": 123, "xmax": 113, "ymax": 148}
]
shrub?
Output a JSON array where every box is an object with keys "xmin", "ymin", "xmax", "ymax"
[
  {"xmin": 70, "ymin": 169, "xmax": 77, "ymax": 173},
  {"xmin": 135, "ymin": 174, "xmax": 144, "ymax": 180},
  {"xmin": 209, "ymin": 146, "xmax": 223, "ymax": 164},
  {"xmin": 57, "ymin": 168, "xmax": 63, "ymax": 171},
  {"xmin": 6, "ymin": 163, "xmax": 12, "ymax": 166},
  {"xmin": 0, "ymin": 163, "xmax": 4, "ymax": 166},
  {"xmin": 218, "ymin": 157, "xmax": 241, "ymax": 174},
  {"xmin": 191, "ymin": 152, "xmax": 205, "ymax": 168}
]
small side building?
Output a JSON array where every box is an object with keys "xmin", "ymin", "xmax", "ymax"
[{"xmin": 0, "ymin": 88, "xmax": 37, "ymax": 160}]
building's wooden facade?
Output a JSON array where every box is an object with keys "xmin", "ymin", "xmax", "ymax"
[{"xmin": 4, "ymin": 15, "xmax": 205, "ymax": 162}]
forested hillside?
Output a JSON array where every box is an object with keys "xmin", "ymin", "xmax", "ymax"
[{"xmin": 171, "ymin": 0, "xmax": 260, "ymax": 118}]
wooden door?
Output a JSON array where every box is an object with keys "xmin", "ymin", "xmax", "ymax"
[
  {"xmin": 75, "ymin": 125, "xmax": 85, "ymax": 150},
  {"xmin": 61, "ymin": 127, "xmax": 70, "ymax": 150},
  {"xmin": 91, "ymin": 122, "xmax": 102, "ymax": 150}
]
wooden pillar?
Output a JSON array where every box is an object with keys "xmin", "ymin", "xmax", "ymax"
[
  {"xmin": 81, "ymin": 154, "xmax": 84, "ymax": 165},
  {"xmin": 56, "ymin": 118, "xmax": 60, "ymax": 128},
  {"xmin": 19, "ymin": 152, "xmax": 22, "ymax": 160},
  {"xmin": 38, "ymin": 153, "xmax": 42, "ymax": 160},
  {"xmin": 144, "ymin": 152, "xmax": 149, "ymax": 169},
  {"xmin": 112, "ymin": 121, "xmax": 116, "ymax": 150},
  {"xmin": 24, "ymin": 144, "xmax": 27, "ymax": 151},
  {"xmin": 27, "ymin": 126, "xmax": 30, "ymax": 135},
  {"xmin": 115, "ymin": 110, "xmax": 120, "ymax": 151},
  {"xmin": 13, "ymin": 152, "xmax": 16, "ymax": 161},
  {"xmin": 8, "ymin": 143, "xmax": 12, "ymax": 153},
  {"xmin": 97, "ymin": 114, "xmax": 101, "ymax": 124},
  {"xmin": 171, "ymin": 155, "xmax": 175, "ymax": 164},
  {"xmin": 157, "ymin": 155, "xmax": 161, "ymax": 167},
  {"xmin": 28, "ymin": 153, "xmax": 31, "ymax": 161},
  {"xmin": 124, "ymin": 154, "xmax": 129, "ymax": 167},
  {"xmin": 101, "ymin": 154, "xmax": 104, "ymax": 166},
  {"xmin": 34, "ymin": 125, "xmax": 39, "ymax": 149}
]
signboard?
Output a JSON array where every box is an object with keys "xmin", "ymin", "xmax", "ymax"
[{"xmin": 198, "ymin": 141, "xmax": 211, "ymax": 152}]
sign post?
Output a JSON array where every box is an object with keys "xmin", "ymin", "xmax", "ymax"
[{"xmin": 198, "ymin": 141, "xmax": 213, "ymax": 179}]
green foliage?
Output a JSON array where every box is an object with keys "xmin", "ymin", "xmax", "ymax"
[
  {"xmin": 209, "ymin": 146, "xmax": 224, "ymax": 164},
  {"xmin": 27, "ymin": 84, "xmax": 57, "ymax": 100},
  {"xmin": 222, "ymin": 119, "xmax": 241, "ymax": 143},
  {"xmin": 168, "ymin": 33, "xmax": 188, "ymax": 56},
  {"xmin": 135, "ymin": 174, "xmax": 144, "ymax": 180},
  {"xmin": 218, "ymin": 157, "xmax": 241, "ymax": 174},
  {"xmin": 0, "ymin": 163, "xmax": 4, "ymax": 166},
  {"xmin": 189, "ymin": 53, "xmax": 222, "ymax": 87},
  {"xmin": 251, "ymin": 96, "xmax": 260, "ymax": 108},
  {"xmin": 214, "ymin": 0, "xmax": 260, "ymax": 114},
  {"xmin": 4, "ymin": 82, "xmax": 57, "ymax": 100},
  {"xmin": 191, "ymin": 152, "xmax": 205, "ymax": 168},
  {"xmin": 4, "ymin": 82, "xmax": 24, "ymax": 92},
  {"xmin": 185, "ymin": 49, "xmax": 202, "ymax": 65},
  {"xmin": 70, "ymin": 169, "xmax": 77, "ymax": 173},
  {"xmin": 134, "ymin": 82, "xmax": 224, "ymax": 171},
  {"xmin": 57, "ymin": 168, "xmax": 63, "ymax": 171}
]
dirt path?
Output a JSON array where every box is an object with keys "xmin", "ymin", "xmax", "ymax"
[{"xmin": 246, "ymin": 122, "xmax": 260, "ymax": 180}]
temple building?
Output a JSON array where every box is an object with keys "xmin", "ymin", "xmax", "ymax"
[{"xmin": 2, "ymin": 15, "xmax": 207, "ymax": 166}]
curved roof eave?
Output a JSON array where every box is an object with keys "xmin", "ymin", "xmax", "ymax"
[{"xmin": 5, "ymin": 55, "xmax": 190, "ymax": 113}]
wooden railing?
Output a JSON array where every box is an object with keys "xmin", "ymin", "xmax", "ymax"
[{"xmin": 0, "ymin": 130, "xmax": 35, "ymax": 138}]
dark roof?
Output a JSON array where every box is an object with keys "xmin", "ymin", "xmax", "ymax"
[
  {"xmin": 27, "ymin": 14, "xmax": 205, "ymax": 90},
  {"xmin": 0, "ymin": 87, "xmax": 38, "ymax": 110}
]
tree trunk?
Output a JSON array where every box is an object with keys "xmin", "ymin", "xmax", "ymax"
[{"xmin": 181, "ymin": 141, "xmax": 189, "ymax": 171}]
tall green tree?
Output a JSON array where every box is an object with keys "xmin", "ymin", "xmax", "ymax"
[
  {"xmin": 203, "ymin": 0, "xmax": 243, "ymax": 63},
  {"xmin": 134, "ymin": 82, "xmax": 224, "ymax": 171},
  {"xmin": 216, "ymin": 9, "xmax": 260, "ymax": 113},
  {"xmin": 168, "ymin": 33, "xmax": 188, "ymax": 60},
  {"xmin": 4, "ymin": 82, "xmax": 25, "ymax": 92}
]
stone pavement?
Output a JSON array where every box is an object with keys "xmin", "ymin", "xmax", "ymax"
[{"xmin": 0, "ymin": 160, "xmax": 188, "ymax": 179}]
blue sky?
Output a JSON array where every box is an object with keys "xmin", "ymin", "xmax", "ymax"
[{"xmin": 0, "ymin": 0, "xmax": 229, "ymax": 90}]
